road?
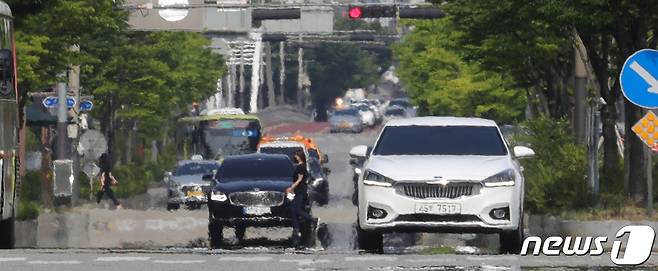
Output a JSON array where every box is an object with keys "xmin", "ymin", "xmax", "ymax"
[
  {"xmin": 7, "ymin": 122, "xmax": 657, "ymax": 270},
  {"xmin": 0, "ymin": 249, "xmax": 655, "ymax": 270}
]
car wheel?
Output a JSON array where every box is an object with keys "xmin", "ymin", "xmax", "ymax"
[
  {"xmin": 499, "ymin": 217, "xmax": 523, "ymax": 254},
  {"xmin": 167, "ymin": 203, "xmax": 180, "ymax": 211},
  {"xmin": 235, "ymin": 226, "xmax": 246, "ymax": 242},
  {"xmin": 355, "ymin": 222, "xmax": 383, "ymax": 253},
  {"xmin": 318, "ymin": 182, "xmax": 329, "ymax": 206},
  {"xmin": 0, "ymin": 218, "xmax": 15, "ymax": 249},
  {"xmin": 208, "ymin": 220, "xmax": 224, "ymax": 249}
]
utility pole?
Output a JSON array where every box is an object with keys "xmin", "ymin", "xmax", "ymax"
[
  {"xmin": 574, "ymin": 38, "xmax": 588, "ymax": 144},
  {"xmin": 279, "ymin": 41, "xmax": 286, "ymax": 105},
  {"xmin": 56, "ymin": 82, "xmax": 67, "ymax": 160},
  {"xmin": 249, "ymin": 32, "xmax": 263, "ymax": 113},
  {"xmin": 297, "ymin": 34, "xmax": 304, "ymax": 109},
  {"xmin": 239, "ymin": 44, "xmax": 246, "ymax": 110},
  {"xmin": 265, "ymin": 42, "xmax": 276, "ymax": 108},
  {"xmin": 228, "ymin": 64, "xmax": 236, "ymax": 108},
  {"xmin": 68, "ymin": 45, "xmax": 81, "ymax": 206}
]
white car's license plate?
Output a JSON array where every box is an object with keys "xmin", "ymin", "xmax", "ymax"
[
  {"xmin": 243, "ymin": 206, "xmax": 271, "ymax": 215},
  {"xmin": 414, "ymin": 203, "xmax": 461, "ymax": 214}
]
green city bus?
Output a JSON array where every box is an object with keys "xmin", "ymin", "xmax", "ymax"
[{"xmin": 176, "ymin": 110, "xmax": 262, "ymax": 161}]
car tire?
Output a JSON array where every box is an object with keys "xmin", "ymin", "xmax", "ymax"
[
  {"xmin": 0, "ymin": 218, "xmax": 15, "ymax": 249},
  {"xmin": 208, "ymin": 220, "xmax": 224, "ymax": 249},
  {"xmin": 235, "ymin": 226, "xmax": 246, "ymax": 242},
  {"xmin": 318, "ymin": 182, "xmax": 329, "ymax": 206},
  {"xmin": 167, "ymin": 203, "xmax": 180, "ymax": 211},
  {"xmin": 355, "ymin": 222, "xmax": 383, "ymax": 253},
  {"xmin": 499, "ymin": 217, "xmax": 523, "ymax": 254}
]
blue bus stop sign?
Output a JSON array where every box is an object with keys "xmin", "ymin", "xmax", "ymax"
[{"xmin": 620, "ymin": 49, "xmax": 658, "ymax": 108}]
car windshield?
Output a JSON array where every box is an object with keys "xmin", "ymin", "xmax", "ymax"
[
  {"xmin": 389, "ymin": 100, "xmax": 411, "ymax": 108},
  {"xmin": 373, "ymin": 125, "xmax": 508, "ymax": 156},
  {"xmin": 333, "ymin": 109, "xmax": 359, "ymax": 116},
  {"xmin": 385, "ymin": 108, "xmax": 405, "ymax": 116},
  {"xmin": 308, "ymin": 158, "xmax": 322, "ymax": 176},
  {"xmin": 259, "ymin": 146, "xmax": 305, "ymax": 162},
  {"xmin": 218, "ymin": 157, "xmax": 294, "ymax": 181},
  {"xmin": 173, "ymin": 163, "xmax": 217, "ymax": 176},
  {"xmin": 308, "ymin": 149, "xmax": 320, "ymax": 160}
]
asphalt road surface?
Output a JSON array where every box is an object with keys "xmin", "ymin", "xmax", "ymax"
[{"xmin": 0, "ymin": 249, "xmax": 656, "ymax": 270}]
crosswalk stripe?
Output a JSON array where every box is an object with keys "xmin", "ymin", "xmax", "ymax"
[
  {"xmin": 219, "ymin": 256, "xmax": 272, "ymax": 262},
  {"xmin": 28, "ymin": 260, "xmax": 82, "ymax": 264},
  {"xmin": 96, "ymin": 256, "xmax": 151, "ymax": 262},
  {"xmin": 153, "ymin": 260, "xmax": 206, "ymax": 264},
  {"xmin": 0, "ymin": 257, "xmax": 26, "ymax": 262}
]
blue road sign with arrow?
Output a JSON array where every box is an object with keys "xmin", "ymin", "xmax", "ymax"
[
  {"xmin": 79, "ymin": 99, "xmax": 93, "ymax": 111},
  {"xmin": 41, "ymin": 96, "xmax": 77, "ymax": 109},
  {"xmin": 42, "ymin": 96, "xmax": 58, "ymax": 108},
  {"xmin": 620, "ymin": 49, "xmax": 658, "ymax": 108}
]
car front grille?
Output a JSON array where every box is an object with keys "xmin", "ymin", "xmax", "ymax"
[
  {"xmin": 397, "ymin": 182, "xmax": 478, "ymax": 199},
  {"xmin": 229, "ymin": 191, "xmax": 285, "ymax": 207}
]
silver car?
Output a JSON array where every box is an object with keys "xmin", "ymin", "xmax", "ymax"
[
  {"xmin": 165, "ymin": 160, "xmax": 219, "ymax": 210},
  {"xmin": 329, "ymin": 108, "xmax": 364, "ymax": 133}
]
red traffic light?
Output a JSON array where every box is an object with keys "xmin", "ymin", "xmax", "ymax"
[{"xmin": 348, "ymin": 6, "xmax": 363, "ymax": 19}]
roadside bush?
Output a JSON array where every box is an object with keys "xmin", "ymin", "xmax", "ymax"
[
  {"xmin": 513, "ymin": 117, "xmax": 591, "ymax": 214},
  {"xmin": 16, "ymin": 200, "xmax": 40, "ymax": 220}
]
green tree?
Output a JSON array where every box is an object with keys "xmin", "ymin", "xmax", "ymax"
[{"xmin": 394, "ymin": 19, "xmax": 526, "ymax": 123}]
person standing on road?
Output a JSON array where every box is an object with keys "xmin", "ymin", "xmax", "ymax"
[
  {"xmin": 286, "ymin": 150, "xmax": 318, "ymax": 244},
  {"xmin": 96, "ymin": 153, "xmax": 122, "ymax": 209}
]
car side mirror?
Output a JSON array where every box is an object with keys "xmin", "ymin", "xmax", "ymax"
[
  {"xmin": 322, "ymin": 154, "xmax": 329, "ymax": 164},
  {"xmin": 350, "ymin": 145, "xmax": 369, "ymax": 159},
  {"xmin": 513, "ymin": 146, "xmax": 535, "ymax": 159},
  {"xmin": 349, "ymin": 158, "xmax": 358, "ymax": 166},
  {"xmin": 323, "ymin": 167, "xmax": 331, "ymax": 175}
]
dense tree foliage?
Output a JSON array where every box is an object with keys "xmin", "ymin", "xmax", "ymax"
[
  {"xmin": 11, "ymin": 0, "xmax": 225, "ymax": 150},
  {"xmin": 394, "ymin": 19, "xmax": 526, "ymax": 123}
]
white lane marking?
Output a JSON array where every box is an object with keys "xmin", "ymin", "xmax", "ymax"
[
  {"xmin": 96, "ymin": 256, "xmax": 151, "ymax": 262},
  {"xmin": 630, "ymin": 61, "xmax": 658, "ymax": 93},
  {"xmin": 0, "ymin": 257, "xmax": 27, "ymax": 262},
  {"xmin": 406, "ymin": 258, "xmax": 457, "ymax": 263},
  {"xmin": 219, "ymin": 256, "xmax": 272, "ymax": 262},
  {"xmin": 344, "ymin": 256, "xmax": 396, "ymax": 262},
  {"xmin": 280, "ymin": 259, "xmax": 332, "ymax": 265},
  {"xmin": 466, "ymin": 256, "xmax": 519, "ymax": 261},
  {"xmin": 153, "ymin": 260, "xmax": 206, "ymax": 264},
  {"xmin": 28, "ymin": 260, "xmax": 82, "ymax": 264}
]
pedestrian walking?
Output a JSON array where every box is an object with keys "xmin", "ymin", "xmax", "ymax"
[
  {"xmin": 95, "ymin": 153, "xmax": 122, "ymax": 209},
  {"xmin": 286, "ymin": 150, "xmax": 318, "ymax": 246}
]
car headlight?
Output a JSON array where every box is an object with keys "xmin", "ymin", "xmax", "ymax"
[
  {"xmin": 482, "ymin": 169, "xmax": 516, "ymax": 187},
  {"xmin": 287, "ymin": 193, "xmax": 295, "ymax": 201},
  {"xmin": 363, "ymin": 170, "xmax": 394, "ymax": 187},
  {"xmin": 210, "ymin": 191, "xmax": 227, "ymax": 202}
]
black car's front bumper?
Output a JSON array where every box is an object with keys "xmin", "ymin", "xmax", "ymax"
[{"xmin": 208, "ymin": 200, "xmax": 295, "ymax": 227}]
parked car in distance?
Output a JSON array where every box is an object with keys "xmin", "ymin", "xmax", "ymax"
[
  {"xmin": 329, "ymin": 107, "xmax": 364, "ymax": 133},
  {"xmin": 353, "ymin": 104, "xmax": 376, "ymax": 127},
  {"xmin": 207, "ymin": 154, "xmax": 317, "ymax": 248},
  {"xmin": 383, "ymin": 105, "xmax": 408, "ymax": 123},
  {"xmin": 165, "ymin": 160, "xmax": 219, "ymax": 210},
  {"xmin": 387, "ymin": 98, "xmax": 417, "ymax": 117},
  {"xmin": 352, "ymin": 117, "xmax": 534, "ymax": 254}
]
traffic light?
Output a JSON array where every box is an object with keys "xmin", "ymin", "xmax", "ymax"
[
  {"xmin": 347, "ymin": 5, "xmax": 444, "ymax": 19},
  {"xmin": 347, "ymin": 5, "xmax": 396, "ymax": 19},
  {"xmin": 398, "ymin": 7, "xmax": 444, "ymax": 19}
]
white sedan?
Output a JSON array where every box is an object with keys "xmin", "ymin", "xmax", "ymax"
[{"xmin": 351, "ymin": 117, "xmax": 534, "ymax": 254}]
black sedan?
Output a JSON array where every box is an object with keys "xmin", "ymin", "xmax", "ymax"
[{"xmin": 207, "ymin": 153, "xmax": 316, "ymax": 248}]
